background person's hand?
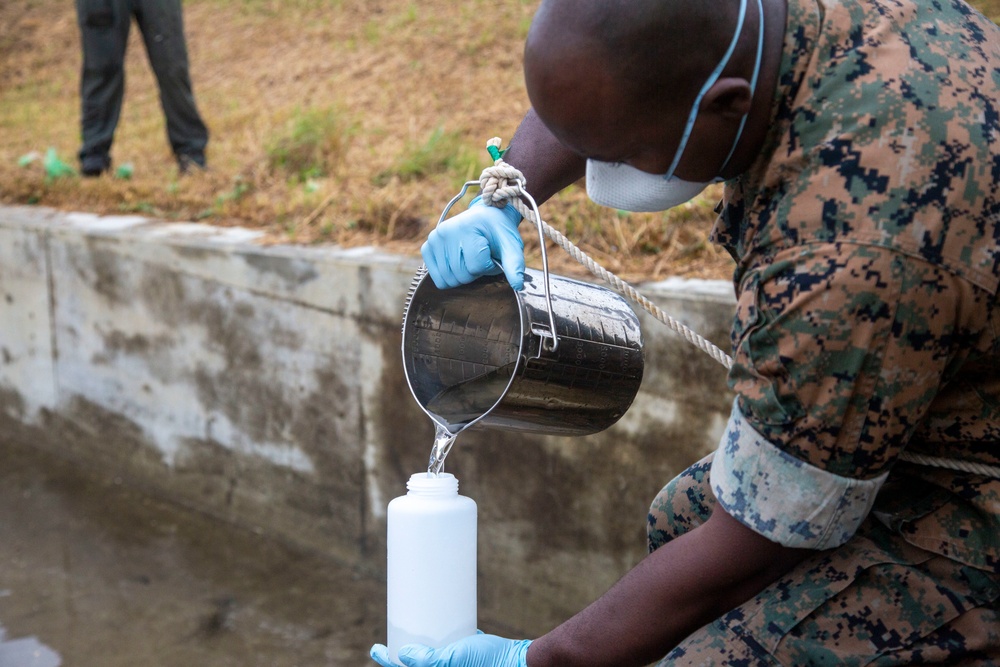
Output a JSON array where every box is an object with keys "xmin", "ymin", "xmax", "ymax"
[
  {"xmin": 421, "ymin": 196, "xmax": 524, "ymax": 290},
  {"xmin": 370, "ymin": 634, "xmax": 531, "ymax": 667}
]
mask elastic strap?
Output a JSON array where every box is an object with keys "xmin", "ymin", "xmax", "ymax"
[
  {"xmin": 663, "ymin": 0, "xmax": 749, "ymax": 180},
  {"xmin": 718, "ymin": 0, "xmax": 765, "ymax": 175}
]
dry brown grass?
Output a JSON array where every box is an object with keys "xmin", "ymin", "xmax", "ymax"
[
  {"xmin": 2, "ymin": 0, "xmax": 998, "ymax": 285},
  {"xmin": 0, "ymin": 0, "xmax": 732, "ymax": 284}
]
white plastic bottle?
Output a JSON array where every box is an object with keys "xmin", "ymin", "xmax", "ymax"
[{"xmin": 387, "ymin": 472, "xmax": 477, "ymax": 666}]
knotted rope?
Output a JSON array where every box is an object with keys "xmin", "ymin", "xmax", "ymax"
[{"xmin": 477, "ymin": 137, "xmax": 1000, "ymax": 479}]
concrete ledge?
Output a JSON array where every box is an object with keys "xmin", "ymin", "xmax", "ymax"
[{"xmin": 0, "ymin": 205, "xmax": 737, "ymax": 636}]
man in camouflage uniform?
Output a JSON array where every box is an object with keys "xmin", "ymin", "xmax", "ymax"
[
  {"xmin": 643, "ymin": 0, "xmax": 1000, "ymax": 660},
  {"xmin": 369, "ymin": 0, "xmax": 1000, "ymax": 664}
]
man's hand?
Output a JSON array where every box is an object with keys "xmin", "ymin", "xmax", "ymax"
[
  {"xmin": 421, "ymin": 197, "xmax": 525, "ymax": 291},
  {"xmin": 370, "ymin": 634, "xmax": 531, "ymax": 667}
]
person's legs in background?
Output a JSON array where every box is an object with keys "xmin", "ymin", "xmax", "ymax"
[
  {"xmin": 76, "ymin": 0, "xmax": 131, "ymax": 176},
  {"xmin": 134, "ymin": 0, "xmax": 209, "ymax": 173}
]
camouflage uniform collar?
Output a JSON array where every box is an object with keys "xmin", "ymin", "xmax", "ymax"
[
  {"xmin": 713, "ymin": 0, "xmax": 822, "ymax": 249},
  {"xmin": 746, "ymin": 0, "xmax": 824, "ymax": 184}
]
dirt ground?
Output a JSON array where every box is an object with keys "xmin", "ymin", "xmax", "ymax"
[{"xmin": 0, "ymin": 0, "xmax": 733, "ymax": 284}]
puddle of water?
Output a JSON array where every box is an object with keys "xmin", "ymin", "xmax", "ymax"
[
  {"xmin": 0, "ymin": 438, "xmax": 385, "ymax": 667},
  {"xmin": 0, "ymin": 624, "xmax": 61, "ymax": 667}
]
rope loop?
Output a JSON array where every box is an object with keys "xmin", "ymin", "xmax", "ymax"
[
  {"xmin": 479, "ymin": 138, "xmax": 734, "ymax": 369},
  {"xmin": 480, "ymin": 139, "xmax": 526, "ymax": 209}
]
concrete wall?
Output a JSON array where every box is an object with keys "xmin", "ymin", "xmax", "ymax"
[{"xmin": 0, "ymin": 205, "xmax": 737, "ymax": 637}]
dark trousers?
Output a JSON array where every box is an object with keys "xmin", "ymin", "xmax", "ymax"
[{"xmin": 76, "ymin": 0, "xmax": 208, "ymax": 164}]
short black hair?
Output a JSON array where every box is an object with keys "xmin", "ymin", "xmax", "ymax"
[{"xmin": 529, "ymin": 0, "xmax": 744, "ymax": 116}]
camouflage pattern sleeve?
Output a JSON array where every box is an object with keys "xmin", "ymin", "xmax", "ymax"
[
  {"xmin": 713, "ymin": 243, "xmax": 994, "ymax": 548},
  {"xmin": 727, "ymin": 244, "xmax": 992, "ymax": 477},
  {"xmin": 708, "ymin": 0, "xmax": 1000, "ymax": 553},
  {"xmin": 712, "ymin": 398, "xmax": 889, "ymax": 549}
]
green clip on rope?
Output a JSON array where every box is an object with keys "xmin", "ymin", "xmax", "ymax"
[{"xmin": 486, "ymin": 144, "xmax": 506, "ymax": 162}]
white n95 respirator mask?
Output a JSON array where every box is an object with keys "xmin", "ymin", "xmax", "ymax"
[
  {"xmin": 586, "ymin": 0, "xmax": 763, "ymax": 212},
  {"xmin": 586, "ymin": 161, "xmax": 714, "ymax": 212}
]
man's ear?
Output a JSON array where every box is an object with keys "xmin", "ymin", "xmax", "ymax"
[{"xmin": 700, "ymin": 77, "xmax": 753, "ymax": 118}]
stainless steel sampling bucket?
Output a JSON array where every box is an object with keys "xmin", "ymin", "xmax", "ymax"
[{"xmin": 402, "ymin": 266, "xmax": 644, "ymax": 437}]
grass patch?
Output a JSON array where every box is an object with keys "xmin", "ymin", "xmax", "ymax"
[
  {"xmin": 377, "ymin": 127, "xmax": 482, "ymax": 185},
  {"xmin": 975, "ymin": 0, "xmax": 1000, "ymax": 19},
  {"xmin": 266, "ymin": 106, "xmax": 354, "ymax": 182}
]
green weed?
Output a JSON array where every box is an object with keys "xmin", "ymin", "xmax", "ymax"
[
  {"xmin": 376, "ymin": 127, "xmax": 481, "ymax": 185},
  {"xmin": 266, "ymin": 107, "xmax": 354, "ymax": 183}
]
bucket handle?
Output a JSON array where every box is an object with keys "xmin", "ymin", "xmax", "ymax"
[{"xmin": 436, "ymin": 181, "xmax": 559, "ymax": 353}]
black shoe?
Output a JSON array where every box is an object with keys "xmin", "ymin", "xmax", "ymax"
[
  {"xmin": 177, "ymin": 153, "xmax": 206, "ymax": 175},
  {"xmin": 81, "ymin": 155, "xmax": 111, "ymax": 177}
]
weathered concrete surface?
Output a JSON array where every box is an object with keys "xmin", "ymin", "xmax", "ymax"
[
  {"xmin": 0, "ymin": 205, "xmax": 737, "ymax": 638},
  {"xmin": 0, "ymin": 435, "xmax": 384, "ymax": 666}
]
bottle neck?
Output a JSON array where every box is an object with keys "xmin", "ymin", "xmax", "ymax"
[{"xmin": 406, "ymin": 472, "xmax": 459, "ymax": 497}]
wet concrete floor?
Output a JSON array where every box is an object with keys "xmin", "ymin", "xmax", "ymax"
[{"xmin": 0, "ymin": 439, "xmax": 385, "ymax": 666}]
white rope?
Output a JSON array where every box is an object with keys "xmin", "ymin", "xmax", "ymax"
[
  {"xmin": 893, "ymin": 452, "xmax": 1000, "ymax": 478},
  {"xmin": 477, "ymin": 137, "xmax": 1000, "ymax": 479},
  {"xmin": 479, "ymin": 141, "xmax": 734, "ymax": 370}
]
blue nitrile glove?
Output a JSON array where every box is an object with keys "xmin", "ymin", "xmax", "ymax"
[
  {"xmin": 421, "ymin": 196, "xmax": 525, "ymax": 291},
  {"xmin": 370, "ymin": 634, "xmax": 532, "ymax": 667}
]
